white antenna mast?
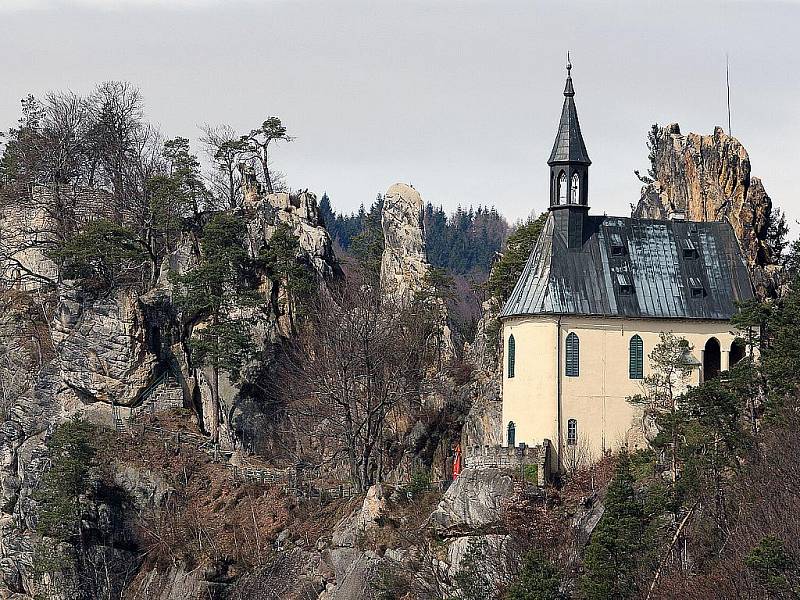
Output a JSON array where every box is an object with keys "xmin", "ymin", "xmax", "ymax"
[{"xmin": 726, "ymin": 53, "xmax": 732, "ymax": 136}]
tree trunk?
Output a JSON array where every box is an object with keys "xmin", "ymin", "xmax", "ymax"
[
  {"xmin": 211, "ymin": 366, "xmax": 221, "ymax": 444},
  {"xmin": 261, "ymin": 147, "xmax": 273, "ymax": 194}
]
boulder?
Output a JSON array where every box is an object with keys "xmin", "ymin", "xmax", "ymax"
[
  {"xmin": 54, "ymin": 287, "xmax": 155, "ymax": 407},
  {"xmin": 430, "ymin": 468, "xmax": 514, "ymax": 536},
  {"xmin": 331, "ymin": 484, "xmax": 387, "ymax": 548},
  {"xmin": 111, "ymin": 464, "xmax": 173, "ymax": 508}
]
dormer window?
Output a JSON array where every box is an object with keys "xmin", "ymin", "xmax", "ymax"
[
  {"xmin": 616, "ymin": 273, "xmax": 635, "ymax": 295},
  {"xmin": 689, "ymin": 277, "xmax": 705, "ymax": 298},
  {"xmin": 610, "ymin": 232, "xmax": 626, "ymax": 256},
  {"xmin": 681, "ymin": 238, "xmax": 698, "ymax": 260},
  {"xmin": 570, "ymin": 173, "xmax": 580, "ymax": 204}
]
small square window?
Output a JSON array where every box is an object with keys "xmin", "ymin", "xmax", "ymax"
[
  {"xmin": 616, "ymin": 273, "xmax": 634, "ymax": 295},
  {"xmin": 688, "ymin": 277, "xmax": 704, "ymax": 298},
  {"xmin": 609, "ymin": 232, "xmax": 625, "ymax": 256},
  {"xmin": 681, "ymin": 238, "xmax": 699, "ymax": 259}
]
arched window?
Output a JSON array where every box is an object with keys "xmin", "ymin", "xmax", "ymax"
[
  {"xmin": 507, "ymin": 334, "xmax": 516, "ymax": 378},
  {"xmin": 558, "ymin": 172, "xmax": 567, "ymax": 204},
  {"xmin": 507, "ymin": 421, "xmax": 516, "ymax": 447},
  {"xmin": 570, "ymin": 173, "xmax": 580, "ymax": 204},
  {"xmin": 703, "ymin": 337, "xmax": 721, "ymax": 381},
  {"xmin": 567, "ymin": 419, "xmax": 577, "ymax": 445},
  {"xmin": 565, "ymin": 332, "xmax": 579, "ymax": 377},
  {"xmin": 629, "ymin": 335, "xmax": 644, "ymax": 379},
  {"xmin": 730, "ymin": 338, "xmax": 746, "ymax": 368}
]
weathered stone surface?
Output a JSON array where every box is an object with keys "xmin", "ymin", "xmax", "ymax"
[
  {"xmin": 111, "ymin": 464, "xmax": 173, "ymax": 508},
  {"xmin": 54, "ymin": 287, "xmax": 155, "ymax": 407},
  {"xmin": 331, "ymin": 484, "xmax": 387, "ymax": 548},
  {"xmin": 460, "ymin": 298, "xmax": 502, "ymax": 448},
  {"xmin": 380, "ymin": 183, "xmax": 428, "ymax": 307},
  {"xmin": 446, "ymin": 533, "xmax": 510, "ymax": 583},
  {"xmin": 379, "ymin": 183, "xmax": 454, "ymax": 361},
  {"xmin": 634, "ymin": 124, "xmax": 773, "ymax": 269},
  {"xmin": 430, "ymin": 468, "xmax": 514, "ymax": 536}
]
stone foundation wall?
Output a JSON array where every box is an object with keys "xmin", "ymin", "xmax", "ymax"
[{"xmin": 464, "ymin": 439, "xmax": 551, "ymax": 483}]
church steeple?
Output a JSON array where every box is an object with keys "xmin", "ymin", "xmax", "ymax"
[
  {"xmin": 548, "ymin": 55, "xmax": 591, "ymax": 248},
  {"xmin": 548, "ymin": 55, "xmax": 591, "ymax": 208}
]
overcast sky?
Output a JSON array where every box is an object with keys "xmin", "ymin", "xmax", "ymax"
[{"xmin": 1, "ymin": 0, "xmax": 798, "ymax": 232}]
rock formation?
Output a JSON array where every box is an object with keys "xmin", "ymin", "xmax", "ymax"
[
  {"xmin": 379, "ymin": 183, "xmax": 454, "ymax": 360},
  {"xmin": 0, "ymin": 180, "xmax": 342, "ymax": 597},
  {"xmin": 634, "ymin": 124, "xmax": 780, "ymax": 294},
  {"xmin": 459, "ymin": 298, "xmax": 503, "ymax": 447},
  {"xmin": 431, "ymin": 468, "xmax": 516, "ymax": 537},
  {"xmin": 379, "ymin": 183, "xmax": 429, "ymax": 307}
]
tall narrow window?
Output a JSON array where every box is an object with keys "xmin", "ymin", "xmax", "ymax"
[
  {"xmin": 507, "ymin": 421, "xmax": 516, "ymax": 447},
  {"xmin": 558, "ymin": 172, "xmax": 567, "ymax": 204},
  {"xmin": 570, "ymin": 173, "xmax": 580, "ymax": 204},
  {"xmin": 629, "ymin": 335, "xmax": 644, "ymax": 379},
  {"xmin": 565, "ymin": 332, "xmax": 580, "ymax": 377},
  {"xmin": 507, "ymin": 334, "xmax": 516, "ymax": 378},
  {"xmin": 567, "ymin": 419, "xmax": 577, "ymax": 445}
]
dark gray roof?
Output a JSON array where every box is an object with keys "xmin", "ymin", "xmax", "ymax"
[
  {"xmin": 547, "ymin": 75, "xmax": 591, "ymax": 166},
  {"xmin": 500, "ymin": 213, "xmax": 754, "ymax": 320}
]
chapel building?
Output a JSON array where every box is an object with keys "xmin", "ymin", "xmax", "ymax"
[{"xmin": 500, "ymin": 61, "xmax": 755, "ymax": 471}]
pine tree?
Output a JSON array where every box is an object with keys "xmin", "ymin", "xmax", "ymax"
[
  {"xmin": 174, "ymin": 213, "xmax": 260, "ymax": 442},
  {"xmin": 505, "ymin": 550, "xmax": 565, "ymax": 600},
  {"xmin": 50, "ymin": 219, "xmax": 148, "ymax": 293},
  {"xmin": 452, "ymin": 538, "xmax": 492, "ymax": 600},
  {"xmin": 260, "ymin": 222, "xmax": 316, "ymax": 332},
  {"xmin": 487, "ymin": 213, "xmax": 547, "ymax": 301},
  {"xmin": 580, "ymin": 451, "xmax": 646, "ymax": 600}
]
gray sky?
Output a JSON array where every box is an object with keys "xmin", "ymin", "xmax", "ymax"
[{"xmin": 1, "ymin": 0, "xmax": 798, "ymax": 232}]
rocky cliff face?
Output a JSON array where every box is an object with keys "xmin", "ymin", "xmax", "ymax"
[
  {"xmin": 634, "ymin": 124, "xmax": 779, "ymax": 294},
  {"xmin": 0, "ymin": 182, "xmax": 341, "ymax": 597},
  {"xmin": 459, "ymin": 298, "xmax": 502, "ymax": 448},
  {"xmin": 0, "ymin": 175, "xmax": 512, "ymax": 599}
]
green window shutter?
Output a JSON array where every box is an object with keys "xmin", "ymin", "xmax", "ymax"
[
  {"xmin": 508, "ymin": 335, "xmax": 516, "ymax": 378},
  {"xmin": 630, "ymin": 335, "xmax": 643, "ymax": 379},
  {"xmin": 565, "ymin": 333, "xmax": 579, "ymax": 377}
]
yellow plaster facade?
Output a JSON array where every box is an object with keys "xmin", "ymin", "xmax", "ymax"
[{"xmin": 501, "ymin": 315, "xmax": 744, "ymax": 471}]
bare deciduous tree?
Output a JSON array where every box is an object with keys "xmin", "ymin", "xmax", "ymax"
[
  {"xmin": 282, "ymin": 277, "xmax": 423, "ymax": 492},
  {"xmin": 200, "ymin": 124, "xmax": 247, "ymax": 210}
]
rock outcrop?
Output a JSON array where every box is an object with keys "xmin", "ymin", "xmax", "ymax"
[
  {"xmin": 459, "ymin": 298, "xmax": 502, "ymax": 447},
  {"xmin": 430, "ymin": 468, "xmax": 516, "ymax": 537},
  {"xmin": 634, "ymin": 124, "xmax": 779, "ymax": 294},
  {"xmin": 379, "ymin": 183, "xmax": 454, "ymax": 362},
  {"xmin": 0, "ymin": 180, "xmax": 342, "ymax": 597},
  {"xmin": 54, "ymin": 287, "xmax": 156, "ymax": 408},
  {"xmin": 379, "ymin": 183, "xmax": 428, "ymax": 307}
]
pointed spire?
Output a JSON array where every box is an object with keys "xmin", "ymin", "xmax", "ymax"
[
  {"xmin": 548, "ymin": 55, "xmax": 590, "ymax": 166},
  {"xmin": 564, "ymin": 52, "xmax": 575, "ymax": 97}
]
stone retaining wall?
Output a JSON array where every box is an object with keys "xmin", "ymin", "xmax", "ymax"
[{"xmin": 463, "ymin": 439, "xmax": 551, "ymax": 484}]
